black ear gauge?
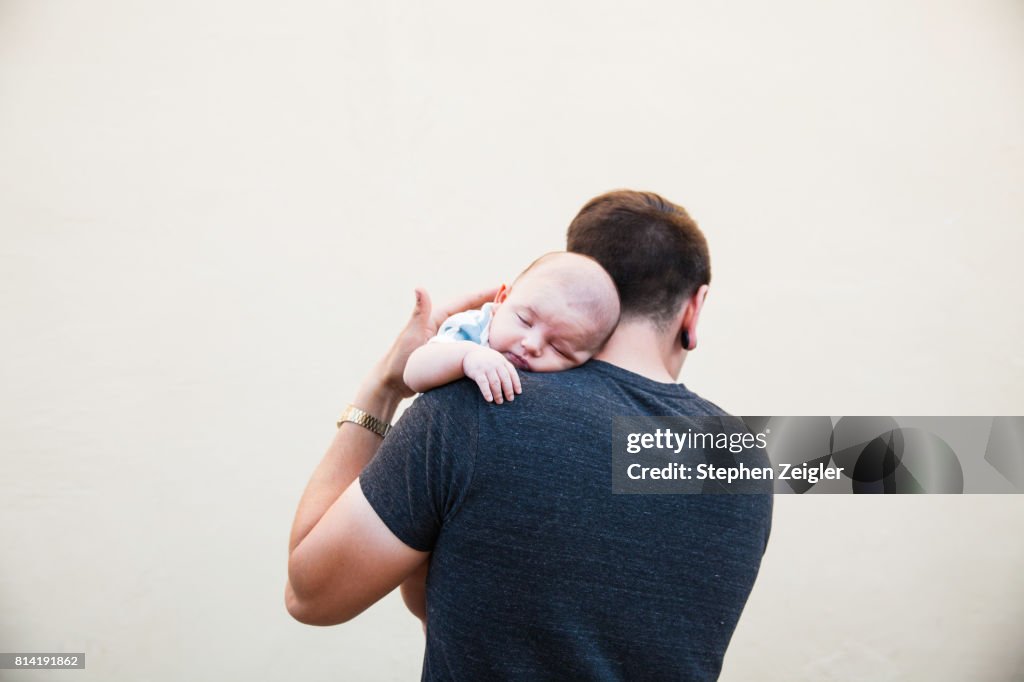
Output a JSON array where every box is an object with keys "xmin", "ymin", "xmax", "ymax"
[{"xmin": 681, "ymin": 330, "xmax": 691, "ymax": 350}]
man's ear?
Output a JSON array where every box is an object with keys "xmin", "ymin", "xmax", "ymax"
[
  {"xmin": 679, "ymin": 285, "xmax": 709, "ymax": 351},
  {"xmin": 494, "ymin": 284, "xmax": 509, "ymax": 304}
]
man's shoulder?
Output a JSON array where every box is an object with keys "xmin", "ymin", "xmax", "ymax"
[
  {"xmin": 407, "ymin": 362, "xmax": 731, "ymax": 422},
  {"xmin": 679, "ymin": 391, "xmax": 732, "ymax": 417},
  {"xmin": 409, "ymin": 379, "xmax": 482, "ymax": 415},
  {"xmin": 518, "ymin": 361, "xmax": 733, "ymax": 416},
  {"xmin": 387, "ymin": 381, "xmax": 481, "ymax": 449}
]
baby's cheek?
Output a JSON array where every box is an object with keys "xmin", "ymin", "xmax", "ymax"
[
  {"xmin": 486, "ymin": 340, "xmax": 507, "ymax": 352},
  {"xmin": 565, "ymin": 355, "xmax": 589, "ymax": 369}
]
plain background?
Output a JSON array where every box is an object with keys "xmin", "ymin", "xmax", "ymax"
[{"xmin": 2, "ymin": 1, "xmax": 1023, "ymax": 680}]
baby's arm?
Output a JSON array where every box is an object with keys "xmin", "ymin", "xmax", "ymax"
[
  {"xmin": 404, "ymin": 341, "xmax": 521, "ymax": 403},
  {"xmin": 404, "ymin": 341, "xmax": 478, "ymax": 392}
]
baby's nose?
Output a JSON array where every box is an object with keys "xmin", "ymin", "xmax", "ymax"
[{"xmin": 522, "ymin": 336, "xmax": 542, "ymax": 355}]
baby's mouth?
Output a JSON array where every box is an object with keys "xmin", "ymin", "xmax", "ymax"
[{"xmin": 504, "ymin": 352, "xmax": 530, "ymax": 371}]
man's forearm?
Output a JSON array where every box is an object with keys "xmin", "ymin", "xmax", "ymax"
[
  {"xmin": 286, "ymin": 286, "xmax": 498, "ymax": 625},
  {"xmin": 288, "ymin": 363, "xmax": 404, "ymax": 555}
]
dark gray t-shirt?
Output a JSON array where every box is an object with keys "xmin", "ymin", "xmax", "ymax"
[{"xmin": 360, "ymin": 360, "xmax": 772, "ymax": 681}]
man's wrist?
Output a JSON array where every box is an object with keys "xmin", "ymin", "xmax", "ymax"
[
  {"xmin": 337, "ymin": 405, "xmax": 392, "ymax": 437},
  {"xmin": 374, "ymin": 349, "xmax": 418, "ymax": 399},
  {"xmin": 355, "ymin": 370, "xmax": 405, "ymax": 424}
]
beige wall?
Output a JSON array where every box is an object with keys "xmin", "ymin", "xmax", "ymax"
[{"xmin": 2, "ymin": 1, "xmax": 1023, "ymax": 680}]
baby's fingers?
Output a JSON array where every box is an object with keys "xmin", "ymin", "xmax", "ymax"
[
  {"xmin": 486, "ymin": 370, "xmax": 505, "ymax": 404},
  {"xmin": 497, "ymin": 366, "xmax": 517, "ymax": 402},
  {"xmin": 473, "ymin": 374, "xmax": 495, "ymax": 402},
  {"xmin": 508, "ymin": 364, "xmax": 522, "ymax": 395}
]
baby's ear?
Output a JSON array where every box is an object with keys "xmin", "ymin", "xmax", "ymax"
[{"xmin": 493, "ymin": 284, "xmax": 509, "ymax": 304}]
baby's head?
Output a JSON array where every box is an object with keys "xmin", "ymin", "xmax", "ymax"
[{"xmin": 488, "ymin": 252, "xmax": 620, "ymax": 372}]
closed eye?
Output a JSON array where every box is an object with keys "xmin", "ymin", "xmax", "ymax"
[{"xmin": 516, "ymin": 313, "xmax": 532, "ymax": 327}]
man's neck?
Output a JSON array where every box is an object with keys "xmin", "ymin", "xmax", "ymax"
[{"xmin": 593, "ymin": 320, "xmax": 686, "ymax": 383}]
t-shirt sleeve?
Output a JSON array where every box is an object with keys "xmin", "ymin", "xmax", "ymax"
[{"xmin": 358, "ymin": 383, "xmax": 479, "ymax": 552}]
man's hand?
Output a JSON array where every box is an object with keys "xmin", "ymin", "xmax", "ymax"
[
  {"xmin": 463, "ymin": 347, "xmax": 522, "ymax": 404},
  {"xmin": 380, "ymin": 287, "xmax": 499, "ymax": 398}
]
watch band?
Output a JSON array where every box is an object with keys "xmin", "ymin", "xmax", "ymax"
[{"xmin": 336, "ymin": 404, "xmax": 392, "ymax": 438}]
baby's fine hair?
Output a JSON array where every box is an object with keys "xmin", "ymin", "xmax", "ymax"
[{"xmin": 511, "ymin": 252, "xmax": 621, "ymax": 350}]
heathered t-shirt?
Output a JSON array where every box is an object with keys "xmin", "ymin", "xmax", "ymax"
[{"xmin": 360, "ymin": 360, "xmax": 773, "ymax": 681}]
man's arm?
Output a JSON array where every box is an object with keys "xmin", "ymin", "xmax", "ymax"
[
  {"xmin": 286, "ymin": 370, "xmax": 403, "ymax": 558},
  {"xmin": 399, "ymin": 560, "xmax": 430, "ymax": 625},
  {"xmin": 285, "ymin": 287, "xmax": 495, "ymax": 626},
  {"xmin": 285, "ymin": 369, "xmax": 425, "ymax": 625},
  {"xmin": 287, "ymin": 482, "xmax": 427, "ymax": 625}
]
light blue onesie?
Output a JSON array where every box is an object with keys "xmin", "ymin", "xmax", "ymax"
[{"xmin": 429, "ymin": 302, "xmax": 495, "ymax": 346}]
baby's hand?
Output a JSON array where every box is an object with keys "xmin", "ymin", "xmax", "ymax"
[{"xmin": 463, "ymin": 348, "xmax": 523, "ymax": 404}]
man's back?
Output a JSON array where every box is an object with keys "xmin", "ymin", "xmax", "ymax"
[{"xmin": 360, "ymin": 361, "xmax": 773, "ymax": 681}]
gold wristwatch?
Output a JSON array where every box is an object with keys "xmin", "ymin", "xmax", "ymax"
[{"xmin": 336, "ymin": 404, "xmax": 392, "ymax": 438}]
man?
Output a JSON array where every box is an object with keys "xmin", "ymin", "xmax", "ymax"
[{"xmin": 286, "ymin": 190, "xmax": 773, "ymax": 680}]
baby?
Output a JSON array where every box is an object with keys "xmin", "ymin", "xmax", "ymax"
[{"xmin": 404, "ymin": 251, "xmax": 620, "ymax": 403}]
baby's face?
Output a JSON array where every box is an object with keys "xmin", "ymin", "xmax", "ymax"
[{"xmin": 487, "ymin": 273, "xmax": 607, "ymax": 373}]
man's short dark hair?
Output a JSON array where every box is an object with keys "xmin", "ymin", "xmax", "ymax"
[{"xmin": 566, "ymin": 190, "xmax": 710, "ymax": 327}]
